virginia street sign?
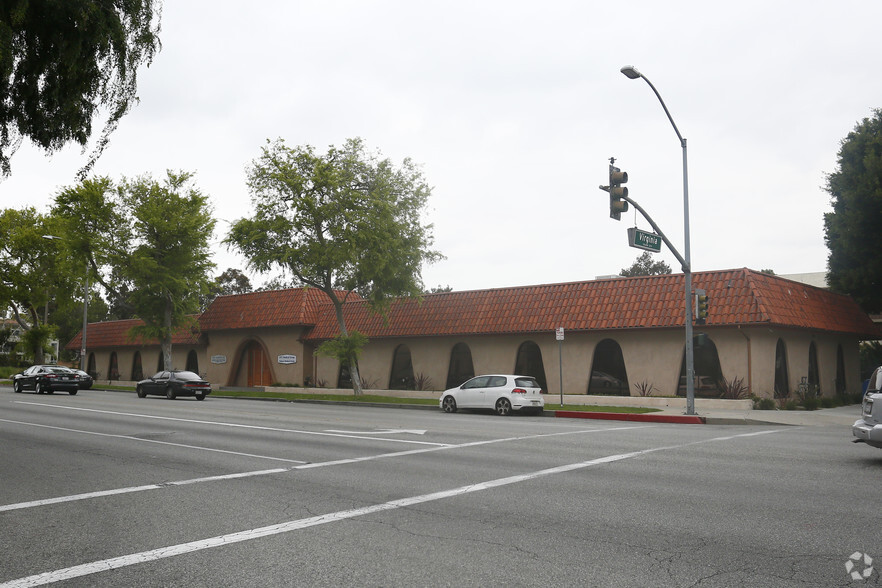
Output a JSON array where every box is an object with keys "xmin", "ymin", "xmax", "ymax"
[{"xmin": 627, "ymin": 227, "xmax": 662, "ymax": 253}]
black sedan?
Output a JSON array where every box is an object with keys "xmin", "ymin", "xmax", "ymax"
[
  {"xmin": 136, "ymin": 370, "xmax": 212, "ymax": 400},
  {"xmin": 12, "ymin": 365, "xmax": 80, "ymax": 395},
  {"xmin": 71, "ymin": 369, "xmax": 93, "ymax": 389}
]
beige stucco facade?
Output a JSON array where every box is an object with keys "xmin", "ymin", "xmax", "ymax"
[{"xmin": 83, "ymin": 324, "xmax": 862, "ymax": 400}]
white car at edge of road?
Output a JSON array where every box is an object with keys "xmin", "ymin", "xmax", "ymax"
[{"xmin": 440, "ymin": 374, "xmax": 544, "ymax": 416}]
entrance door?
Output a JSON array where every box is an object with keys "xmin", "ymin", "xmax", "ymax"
[{"xmin": 246, "ymin": 344, "xmax": 273, "ymax": 387}]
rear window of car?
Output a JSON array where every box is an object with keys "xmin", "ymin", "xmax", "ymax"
[
  {"xmin": 174, "ymin": 371, "xmax": 202, "ymax": 381},
  {"xmin": 47, "ymin": 367, "xmax": 71, "ymax": 374},
  {"xmin": 515, "ymin": 377, "xmax": 540, "ymax": 389}
]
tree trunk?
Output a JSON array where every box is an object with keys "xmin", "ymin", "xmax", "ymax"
[
  {"xmin": 331, "ymin": 296, "xmax": 363, "ymax": 396},
  {"xmin": 161, "ymin": 297, "xmax": 173, "ymax": 371}
]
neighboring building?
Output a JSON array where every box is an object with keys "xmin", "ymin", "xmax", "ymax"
[
  {"xmin": 66, "ymin": 268, "xmax": 880, "ymax": 399},
  {"xmin": 1, "ymin": 318, "xmax": 59, "ymax": 364}
]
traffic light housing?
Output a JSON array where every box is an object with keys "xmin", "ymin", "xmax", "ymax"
[
  {"xmin": 608, "ymin": 164, "xmax": 629, "ymax": 220},
  {"xmin": 694, "ymin": 289, "xmax": 709, "ymax": 325}
]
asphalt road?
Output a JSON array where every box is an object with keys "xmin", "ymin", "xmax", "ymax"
[{"xmin": 1, "ymin": 387, "xmax": 880, "ymax": 587}]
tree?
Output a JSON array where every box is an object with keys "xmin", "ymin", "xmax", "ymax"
[
  {"xmin": 620, "ymin": 252, "xmax": 671, "ymax": 277},
  {"xmin": 0, "ymin": 207, "xmax": 77, "ymax": 362},
  {"xmin": 824, "ymin": 108, "xmax": 882, "ymax": 311},
  {"xmin": 53, "ymin": 171, "xmax": 216, "ymax": 369},
  {"xmin": 0, "ymin": 0, "xmax": 162, "ymax": 177},
  {"xmin": 201, "ymin": 268, "xmax": 252, "ymax": 310},
  {"xmin": 226, "ymin": 138, "xmax": 441, "ymax": 395}
]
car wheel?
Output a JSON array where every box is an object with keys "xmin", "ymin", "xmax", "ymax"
[
  {"xmin": 166, "ymin": 386, "xmax": 176, "ymax": 400},
  {"xmin": 494, "ymin": 398, "xmax": 512, "ymax": 416},
  {"xmin": 35, "ymin": 381, "xmax": 43, "ymax": 394},
  {"xmin": 441, "ymin": 396, "xmax": 457, "ymax": 413},
  {"xmin": 195, "ymin": 393, "xmax": 205, "ymax": 401},
  {"xmin": 69, "ymin": 389, "xmax": 77, "ymax": 396},
  {"xmin": 136, "ymin": 385, "xmax": 146, "ymax": 398},
  {"xmin": 13, "ymin": 381, "xmax": 21, "ymax": 393}
]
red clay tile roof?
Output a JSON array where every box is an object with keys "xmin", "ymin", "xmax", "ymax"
[
  {"xmin": 302, "ymin": 268, "xmax": 881, "ymax": 341},
  {"xmin": 66, "ymin": 269, "xmax": 881, "ymax": 349},
  {"xmin": 65, "ymin": 318, "xmax": 202, "ymax": 350},
  {"xmin": 197, "ymin": 287, "xmax": 347, "ymax": 331}
]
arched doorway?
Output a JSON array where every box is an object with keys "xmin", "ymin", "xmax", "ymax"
[
  {"xmin": 446, "ymin": 343, "xmax": 475, "ymax": 389},
  {"xmin": 108, "ymin": 352, "xmax": 120, "ymax": 380},
  {"xmin": 835, "ymin": 345, "xmax": 847, "ymax": 395},
  {"xmin": 808, "ymin": 342, "xmax": 820, "ymax": 395},
  {"xmin": 186, "ymin": 349, "xmax": 199, "ymax": 374},
  {"xmin": 678, "ymin": 336, "xmax": 723, "ymax": 397},
  {"xmin": 131, "ymin": 351, "xmax": 143, "ymax": 381},
  {"xmin": 389, "ymin": 344, "xmax": 415, "ymax": 390},
  {"xmin": 775, "ymin": 339, "xmax": 789, "ymax": 398},
  {"xmin": 235, "ymin": 340, "xmax": 273, "ymax": 387},
  {"xmin": 588, "ymin": 339, "xmax": 629, "ymax": 395},
  {"xmin": 514, "ymin": 341, "xmax": 548, "ymax": 391}
]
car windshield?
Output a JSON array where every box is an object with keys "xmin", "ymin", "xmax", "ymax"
[{"xmin": 174, "ymin": 371, "xmax": 202, "ymax": 381}]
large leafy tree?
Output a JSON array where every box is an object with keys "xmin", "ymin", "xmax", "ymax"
[
  {"xmin": 0, "ymin": 0, "xmax": 162, "ymax": 177},
  {"xmin": 226, "ymin": 138, "xmax": 441, "ymax": 394},
  {"xmin": 620, "ymin": 252, "xmax": 671, "ymax": 277},
  {"xmin": 824, "ymin": 108, "xmax": 882, "ymax": 311},
  {"xmin": 0, "ymin": 207, "xmax": 78, "ymax": 362},
  {"xmin": 53, "ymin": 172, "xmax": 216, "ymax": 369}
]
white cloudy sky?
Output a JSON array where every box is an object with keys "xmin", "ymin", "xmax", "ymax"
[{"xmin": 3, "ymin": 0, "xmax": 880, "ymax": 292}]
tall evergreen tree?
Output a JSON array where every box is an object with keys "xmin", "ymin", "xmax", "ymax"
[{"xmin": 824, "ymin": 109, "xmax": 882, "ymax": 311}]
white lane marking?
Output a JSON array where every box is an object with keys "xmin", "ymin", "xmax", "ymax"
[
  {"xmin": 0, "ymin": 468, "xmax": 289, "ymax": 512},
  {"xmin": 12, "ymin": 401, "xmax": 448, "ymax": 446},
  {"xmin": 324, "ymin": 428, "xmax": 427, "ymax": 435},
  {"xmin": 0, "ymin": 428, "xmax": 786, "ymax": 587},
  {"xmin": 0, "ymin": 418, "xmax": 309, "ymax": 465},
  {"xmin": 0, "ymin": 420, "xmax": 652, "ymax": 511}
]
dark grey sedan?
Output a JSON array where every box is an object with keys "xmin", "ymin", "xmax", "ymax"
[
  {"xmin": 136, "ymin": 370, "xmax": 212, "ymax": 400},
  {"xmin": 12, "ymin": 365, "xmax": 80, "ymax": 395}
]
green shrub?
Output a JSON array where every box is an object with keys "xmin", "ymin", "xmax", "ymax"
[
  {"xmin": 820, "ymin": 397, "xmax": 836, "ymax": 408},
  {"xmin": 784, "ymin": 400, "xmax": 798, "ymax": 411},
  {"xmin": 802, "ymin": 396, "xmax": 820, "ymax": 411},
  {"xmin": 756, "ymin": 398, "xmax": 776, "ymax": 410}
]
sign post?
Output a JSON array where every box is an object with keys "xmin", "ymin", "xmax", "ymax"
[{"xmin": 555, "ymin": 328, "xmax": 565, "ymax": 406}]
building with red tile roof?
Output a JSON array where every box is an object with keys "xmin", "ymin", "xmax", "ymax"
[{"xmin": 67, "ymin": 269, "xmax": 879, "ymax": 399}]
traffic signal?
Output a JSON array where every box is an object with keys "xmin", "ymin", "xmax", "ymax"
[
  {"xmin": 694, "ymin": 289, "xmax": 709, "ymax": 324},
  {"xmin": 608, "ymin": 164, "xmax": 629, "ymax": 220}
]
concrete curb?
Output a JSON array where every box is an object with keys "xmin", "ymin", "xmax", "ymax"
[{"xmin": 553, "ymin": 410, "xmax": 706, "ymax": 424}]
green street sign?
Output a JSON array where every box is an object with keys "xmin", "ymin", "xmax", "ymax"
[{"xmin": 627, "ymin": 227, "xmax": 662, "ymax": 253}]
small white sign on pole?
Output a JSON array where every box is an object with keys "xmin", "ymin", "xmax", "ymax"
[{"xmin": 555, "ymin": 327, "xmax": 565, "ymax": 341}]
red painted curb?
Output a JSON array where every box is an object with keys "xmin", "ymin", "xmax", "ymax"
[{"xmin": 553, "ymin": 410, "xmax": 705, "ymax": 424}]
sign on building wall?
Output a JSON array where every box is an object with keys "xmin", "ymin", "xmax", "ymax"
[
  {"xmin": 277, "ymin": 354, "xmax": 297, "ymax": 365},
  {"xmin": 210, "ymin": 355, "xmax": 227, "ymax": 364}
]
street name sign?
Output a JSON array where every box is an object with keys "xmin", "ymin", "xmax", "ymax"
[{"xmin": 627, "ymin": 227, "xmax": 662, "ymax": 253}]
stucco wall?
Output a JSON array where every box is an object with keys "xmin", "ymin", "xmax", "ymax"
[{"xmin": 83, "ymin": 325, "xmax": 864, "ymax": 399}]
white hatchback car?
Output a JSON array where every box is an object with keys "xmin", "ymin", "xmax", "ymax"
[{"xmin": 440, "ymin": 374, "xmax": 544, "ymax": 416}]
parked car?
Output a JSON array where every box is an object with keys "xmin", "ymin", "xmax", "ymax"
[
  {"xmin": 853, "ymin": 389, "xmax": 882, "ymax": 448},
  {"xmin": 12, "ymin": 365, "xmax": 80, "ymax": 395},
  {"xmin": 71, "ymin": 369, "xmax": 93, "ymax": 390},
  {"xmin": 440, "ymin": 374, "xmax": 544, "ymax": 416},
  {"xmin": 136, "ymin": 370, "xmax": 212, "ymax": 400}
]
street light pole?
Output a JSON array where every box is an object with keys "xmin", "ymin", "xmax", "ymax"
[
  {"xmin": 620, "ymin": 65, "xmax": 695, "ymax": 415},
  {"xmin": 43, "ymin": 235, "xmax": 89, "ymax": 372}
]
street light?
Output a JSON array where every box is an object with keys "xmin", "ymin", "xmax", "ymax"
[
  {"xmin": 620, "ymin": 65, "xmax": 696, "ymax": 416},
  {"xmin": 43, "ymin": 235, "xmax": 89, "ymax": 372}
]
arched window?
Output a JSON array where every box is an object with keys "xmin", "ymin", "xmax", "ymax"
[
  {"xmin": 446, "ymin": 343, "xmax": 475, "ymax": 389},
  {"xmin": 389, "ymin": 344, "xmax": 415, "ymax": 390},
  {"xmin": 186, "ymin": 349, "xmax": 199, "ymax": 374},
  {"xmin": 808, "ymin": 342, "xmax": 820, "ymax": 395},
  {"xmin": 514, "ymin": 341, "xmax": 548, "ymax": 391},
  {"xmin": 678, "ymin": 336, "xmax": 723, "ymax": 398},
  {"xmin": 588, "ymin": 339, "xmax": 629, "ymax": 396},
  {"xmin": 87, "ymin": 353, "xmax": 96, "ymax": 378},
  {"xmin": 108, "ymin": 352, "xmax": 120, "ymax": 380},
  {"xmin": 156, "ymin": 353, "xmax": 164, "ymax": 373},
  {"xmin": 835, "ymin": 345, "xmax": 847, "ymax": 395},
  {"xmin": 131, "ymin": 351, "xmax": 143, "ymax": 381},
  {"xmin": 775, "ymin": 339, "xmax": 789, "ymax": 398},
  {"xmin": 338, "ymin": 362, "xmax": 354, "ymax": 389}
]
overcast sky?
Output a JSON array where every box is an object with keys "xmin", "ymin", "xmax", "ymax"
[{"xmin": 3, "ymin": 1, "xmax": 880, "ymax": 292}]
